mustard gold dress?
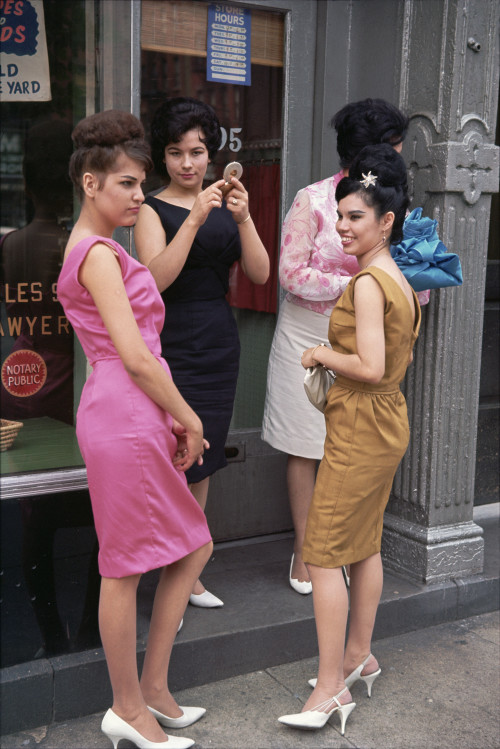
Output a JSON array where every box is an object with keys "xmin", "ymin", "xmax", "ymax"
[{"xmin": 302, "ymin": 267, "xmax": 421, "ymax": 568}]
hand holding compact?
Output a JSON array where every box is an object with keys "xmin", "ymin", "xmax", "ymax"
[
  {"xmin": 189, "ymin": 179, "xmax": 225, "ymax": 226},
  {"xmin": 224, "ymin": 178, "xmax": 250, "ymax": 224},
  {"xmin": 220, "ymin": 161, "xmax": 243, "ymax": 196}
]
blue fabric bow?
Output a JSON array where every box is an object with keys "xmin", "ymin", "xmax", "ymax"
[{"xmin": 391, "ymin": 207, "xmax": 463, "ymax": 291}]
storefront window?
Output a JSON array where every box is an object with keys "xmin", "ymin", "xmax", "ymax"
[
  {"xmin": 140, "ymin": 0, "xmax": 284, "ymax": 427},
  {"xmin": 1, "ymin": 0, "xmax": 88, "ymax": 477},
  {"xmin": 1, "ymin": 0, "xmax": 101, "ymax": 667}
]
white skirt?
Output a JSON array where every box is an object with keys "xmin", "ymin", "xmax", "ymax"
[{"xmin": 261, "ymin": 298, "xmax": 330, "ymax": 460}]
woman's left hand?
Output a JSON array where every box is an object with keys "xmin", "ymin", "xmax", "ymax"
[
  {"xmin": 172, "ymin": 421, "xmax": 189, "ymax": 469},
  {"xmin": 172, "ymin": 420, "xmax": 209, "ymax": 471},
  {"xmin": 301, "ymin": 347, "xmax": 320, "ymax": 369},
  {"xmin": 224, "ymin": 177, "xmax": 250, "ymax": 223}
]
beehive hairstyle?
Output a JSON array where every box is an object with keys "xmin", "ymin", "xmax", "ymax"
[
  {"xmin": 335, "ymin": 143, "xmax": 410, "ymax": 244},
  {"xmin": 69, "ymin": 110, "xmax": 152, "ymax": 201},
  {"xmin": 150, "ymin": 97, "xmax": 222, "ymax": 177},
  {"xmin": 333, "ymin": 98, "xmax": 409, "ymax": 169}
]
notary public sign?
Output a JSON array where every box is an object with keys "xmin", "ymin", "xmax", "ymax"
[
  {"xmin": 2, "ymin": 349, "xmax": 47, "ymax": 397},
  {"xmin": 0, "ymin": 0, "xmax": 51, "ymax": 102},
  {"xmin": 207, "ymin": 4, "xmax": 251, "ymax": 86}
]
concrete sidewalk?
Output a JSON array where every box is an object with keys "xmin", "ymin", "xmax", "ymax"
[
  {"xmin": 2, "ymin": 611, "xmax": 498, "ymax": 749},
  {"xmin": 1, "ymin": 503, "xmax": 498, "ymax": 739}
]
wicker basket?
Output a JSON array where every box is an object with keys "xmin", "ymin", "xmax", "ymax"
[{"xmin": 0, "ymin": 419, "xmax": 24, "ymax": 452}]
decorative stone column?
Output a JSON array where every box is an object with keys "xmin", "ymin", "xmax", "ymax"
[{"xmin": 381, "ymin": 0, "xmax": 499, "ymax": 582}]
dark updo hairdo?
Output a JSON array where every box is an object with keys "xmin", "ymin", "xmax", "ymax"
[
  {"xmin": 336, "ymin": 143, "xmax": 410, "ymax": 244},
  {"xmin": 150, "ymin": 97, "xmax": 222, "ymax": 178},
  {"xmin": 69, "ymin": 110, "xmax": 153, "ymax": 201},
  {"xmin": 332, "ymin": 98, "xmax": 409, "ymax": 169}
]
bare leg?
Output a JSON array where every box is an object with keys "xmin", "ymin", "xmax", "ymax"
[
  {"xmin": 140, "ymin": 541, "xmax": 213, "ymax": 716},
  {"xmin": 343, "ymin": 552, "xmax": 383, "ymax": 677},
  {"xmin": 302, "ymin": 564, "xmax": 352, "ymax": 712},
  {"xmin": 189, "ymin": 478, "xmax": 211, "ymax": 595},
  {"xmin": 287, "ymin": 455, "xmax": 317, "ymax": 583},
  {"xmin": 99, "ymin": 574, "xmax": 167, "ymax": 743}
]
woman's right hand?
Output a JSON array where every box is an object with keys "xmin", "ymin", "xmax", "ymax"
[{"xmin": 188, "ymin": 179, "xmax": 225, "ymax": 226}]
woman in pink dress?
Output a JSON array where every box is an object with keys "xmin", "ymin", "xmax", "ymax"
[
  {"xmin": 57, "ymin": 110, "xmax": 213, "ymax": 749},
  {"xmin": 262, "ymin": 99, "xmax": 429, "ymax": 593}
]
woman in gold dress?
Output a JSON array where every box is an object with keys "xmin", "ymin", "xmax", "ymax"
[{"xmin": 278, "ymin": 144, "xmax": 421, "ymax": 736}]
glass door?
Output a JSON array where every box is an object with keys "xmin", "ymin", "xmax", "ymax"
[{"xmin": 140, "ymin": 0, "xmax": 285, "ymax": 427}]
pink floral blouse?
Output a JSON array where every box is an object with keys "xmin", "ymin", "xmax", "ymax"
[{"xmin": 279, "ymin": 172, "xmax": 429, "ymax": 316}]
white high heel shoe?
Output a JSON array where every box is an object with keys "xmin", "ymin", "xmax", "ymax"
[
  {"xmin": 189, "ymin": 590, "xmax": 224, "ymax": 607},
  {"xmin": 148, "ymin": 704, "xmax": 206, "ymax": 728},
  {"xmin": 288, "ymin": 554, "xmax": 312, "ymax": 595},
  {"xmin": 101, "ymin": 708, "xmax": 194, "ymax": 748},
  {"xmin": 278, "ymin": 687, "xmax": 355, "ymax": 736},
  {"xmin": 308, "ymin": 653, "xmax": 381, "ymax": 697}
]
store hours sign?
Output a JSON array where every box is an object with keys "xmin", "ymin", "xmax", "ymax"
[
  {"xmin": 207, "ymin": 4, "xmax": 251, "ymax": 86},
  {"xmin": 0, "ymin": 0, "xmax": 51, "ymax": 101}
]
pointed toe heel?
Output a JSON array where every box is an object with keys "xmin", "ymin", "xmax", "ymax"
[
  {"xmin": 189, "ymin": 590, "xmax": 224, "ymax": 608},
  {"xmin": 148, "ymin": 704, "xmax": 206, "ymax": 728},
  {"xmin": 101, "ymin": 708, "xmax": 194, "ymax": 748},
  {"xmin": 278, "ymin": 687, "xmax": 355, "ymax": 736},
  {"xmin": 289, "ymin": 554, "xmax": 312, "ymax": 595}
]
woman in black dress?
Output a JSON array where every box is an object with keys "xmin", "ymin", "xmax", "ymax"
[{"xmin": 135, "ymin": 98, "xmax": 269, "ymax": 607}]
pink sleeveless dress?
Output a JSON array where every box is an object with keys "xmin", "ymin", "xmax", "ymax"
[{"xmin": 57, "ymin": 236, "xmax": 211, "ymax": 578}]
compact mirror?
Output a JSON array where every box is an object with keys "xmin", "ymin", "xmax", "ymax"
[
  {"xmin": 221, "ymin": 161, "xmax": 243, "ymax": 195},
  {"xmin": 223, "ymin": 161, "xmax": 243, "ymax": 183}
]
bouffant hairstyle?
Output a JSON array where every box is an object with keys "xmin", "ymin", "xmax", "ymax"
[
  {"xmin": 332, "ymin": 99, "xmax": 409, "ymax": 169},
  {"xmin": 336, "ymin": 144, "xmax": 410, "ymax": 244},
  {"xmin": 150, "ymin": 97, "xmax": 222, "ymax": 177},
  {"xmin": 69, "ymin": 110, "xmax": 153, "ymax": 201}
]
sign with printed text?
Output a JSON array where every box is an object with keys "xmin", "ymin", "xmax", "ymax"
[
  {"xmin": 2, "ymin": 349, "xmax": 47, "ymax": 397},
  {"xmin": 0, "ymin": 0, "xmax": 51, "ymax": 102},
  {"xmin": 207, "ymin": 4, "xmax": 251, "ymax": 86}
]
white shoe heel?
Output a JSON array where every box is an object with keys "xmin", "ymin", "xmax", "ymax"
[
  {"xmin": 338, "ymin": 700, "xmax": 356, "ymax": 735},
  {"xmin": 358, "ymin": 667, "xmax": 381, "ymax": 697},
  {"xmin": 101, "ymin": 708, "xmax": 194, "ymax": 748},
  {"xmin": 345, "ymin": 654, "xmax": 381, "ymax": 697},
  {"xmin": 278, "ymin": 687, "xmax": 355, "ymax": 736},
  {"xmin": 308, "ymin": 654, "xmax": 381, "ymax": 697}
]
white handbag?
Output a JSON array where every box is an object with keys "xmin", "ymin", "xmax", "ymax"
[{"xmin": 303, "ymin": 365, "xmax": 336, "ymax": 412}]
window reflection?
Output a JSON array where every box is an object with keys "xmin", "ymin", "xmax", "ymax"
[
  {"xmin": 0, "ymin": 0, "xmax": 98, "ymax": 668},
  {"xmin": 1, "ymin": 119, "xmax": 74, "ymax": 426}
]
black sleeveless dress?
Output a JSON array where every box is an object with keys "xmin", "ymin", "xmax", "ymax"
[{"xmin": 144, "ymin": 195, "xmax": 241, "ymax": 483}]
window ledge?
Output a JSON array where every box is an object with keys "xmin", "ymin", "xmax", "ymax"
[{"xmin": 0, "ymin": 467, "xmax": 88, "ymax": 500}]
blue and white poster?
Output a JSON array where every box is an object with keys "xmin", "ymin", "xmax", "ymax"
[
  {"xmin": 207, "ymin": 4, "xmax": 251, "ymax": 86},
  {"xmin": 0, "ymin": 0, "xmax": 51, "ymax": 102}
]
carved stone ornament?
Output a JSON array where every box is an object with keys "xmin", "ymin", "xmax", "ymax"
[
  {"xmin": 439, "ymin": 131, "xmax": 500, "ymax": 204},
  {"xmin": 407, "ymin": 118, "xmax": 499, "ymax": 205}
]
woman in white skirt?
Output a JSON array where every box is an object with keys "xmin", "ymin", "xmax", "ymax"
[{"xmin": 262, "ymin": 98, "xmax": 429, "ymax": 593}]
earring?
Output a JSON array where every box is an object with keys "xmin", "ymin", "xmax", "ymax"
[{"xmin": 382, "ymin": 234, "xmax": 386, "ymax": 243}]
